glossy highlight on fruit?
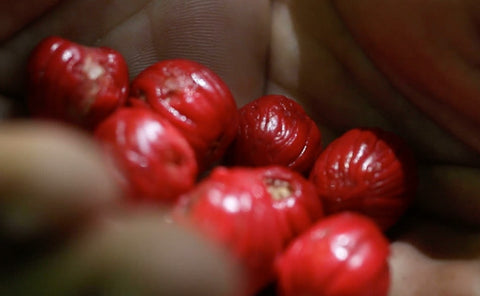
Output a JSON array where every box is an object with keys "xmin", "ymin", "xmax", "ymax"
[
  {"xmin": 129, "ymin": 59, "xmax": 238, "ymax": 171},
  {"xmin": 174, "ymin": 166, "xmax": 324, "ymax": 295},
  {"xmin": 27, "ymin": 36, "xmax": 129, "ymax": 129},
  {"xmin": 94, "ymin": 107, "xmax": 198, "ymax": 204},
  {"xmin": 276, "ymin": 212, "xmax": 390, "ymax": 296},
  {"xmin": 229, "ymin": 94, "xmax": 322, "ymax": 174},
  {"xmin": 309, "ymin": 127, "xmax": 417, "ymax": 230}
]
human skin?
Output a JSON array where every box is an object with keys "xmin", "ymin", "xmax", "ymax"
[{"xmin": 1, "ymin": 0, "xmax": 480, "ymax": 295}]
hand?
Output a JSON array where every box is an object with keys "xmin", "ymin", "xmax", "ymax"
[
  {"xmin": 0, "ymin": 122, "xmax": 238, "ymax": 296},
  {"xmin": 269, "ymin": 1, "xmax": 480, "ymax": 294},
  {"xmin": 1, "ymin": 0, "xmax": 480, "ymax": 295}
]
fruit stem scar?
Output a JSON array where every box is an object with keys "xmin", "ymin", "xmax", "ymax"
[
  {"xmin": 264, "ymin": 177, "xmax": 293, "ymax": 200},
  {"xmin": 82, "ymin": 56, "xmax": 105, "ymax": 80}
]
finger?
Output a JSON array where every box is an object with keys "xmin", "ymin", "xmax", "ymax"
[
  {"xmin": 0, "ymin": 121, "xmax": 120, "ymax": 241},
  {"xmin": 0, "ymin": 94, "xmax": 18, "ymax": 120},
  {"xmin": 4, "ymin": 210, "xmax": 240, "ymax": 296},
  {"xmin": 389, "ymin": 217, "xmax": 480, "ymax": 295},
  {"xmin": 415, "ymin": 164, "xmax": 480, "ymax": 226},
  {"xmin": 0, "ymin": 0, "xmax": 61, "ymax": 41},
  {"xmin": 390, "ymin": 242, "xmax": 480, "ymax": 296},
  {"xmin": 334, "ymin": 0, "xmax": 480, "ymax": 155},
  {"xmin": 0, "ymin": 0, "xmax": 152, "ymax": 98},
  {"xmin": 270, "ymin": 0, "xmax": 480, "ymax": 165},
  {"xmin": 0, "ymin": 0, "xmax": 270, "ymax": 105},
  {"xmin": 100, "ymin": 0, "xmax": 271, "ymax": 105},
  {"xmin": 269, "ymin": 0, "xmax": 395, "ymax": 135}
]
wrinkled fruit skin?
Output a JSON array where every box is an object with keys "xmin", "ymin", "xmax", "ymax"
[
  {"xmin": 94, "ymin": 107, "xmax": 198, "ymax": 204},
  {"xmin": 229, "ymin": 95, "xmax": 322, "ymax": 174},
  {"xmin": 27, "ymin": 36, "xmax": 129, "ymax": 129},
  {"xmin": 309, "ymin": 128, "xmax": 417, "ymax": 230},
  {"xmin": 173, "ymin": 166, "xmax": 324, "ymax": 295},
  {"xmin": 129, "ymin": 59, "xmax": 238, "ymax": 171},
  {"xmin": 276, "ymin": 212, "xmax": 390, "ymax": 296}
]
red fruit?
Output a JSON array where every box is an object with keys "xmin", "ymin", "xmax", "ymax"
[
  {"xmin": 27, "ymin": 36, "xmax": 129, "ymax": 129},
  {"xmin": 229, "ymin": 95, "xmax": 322, "ymax": 174},
  {"xmin": 94, "ymin": 107, "xmax": 198, "ymax": 204},
  {"xmin": 174, "ymin": 166, "xmax": 323, "ymax": 295},
  {"xmin": 129, "ymin": 59, "xmax": 238, "ymax": 171},
  {"xmin": 309, "ymin": 127, "xmax": 417, "ymax": 230},
  {"xmin": 276, "ymin": 212, "xmax": 390, "ymax": 296}
]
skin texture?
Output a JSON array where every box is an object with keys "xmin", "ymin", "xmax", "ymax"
[{"xmin": 1, "ymin": 0, "xmax": 480, "ymax": 295}]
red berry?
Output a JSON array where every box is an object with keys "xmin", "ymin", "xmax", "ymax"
[
  {"xmin": 229, "ymin": 94, "xmax": 322, "ymax": 174},
  {"xmin": 129, "ymin": 59, "xmax": 238, "ymax": 171},
  {"xmin": 94, "ymin": 107, "xmax": 198, "ymax": 204},
  {"xmin": 174, "ymin": 166, "xmax": 323, "ymax": 295},
  {"xmin": 309, "ymin": 127, "xmax": 417, "ymax": 230},
  {"xmin": 276, "ymin": 212, "xmax": 390, "ymax": 296},
  {"xmin": 27, "ymin": 36, "xmax": 129, "ymax": 129}
]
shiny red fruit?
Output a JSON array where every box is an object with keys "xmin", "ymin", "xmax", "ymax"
[
  {"xmin": 276, "ymin": 212, "xmax": 390, "ymax": 296},
  {"xmin": 129, "ymin": 59, "xmax": 238, "ymax": 171},
  {"xmin": 229, "ymin": 94, "xmax": 322, "ymax": 174},
  {"xmin": 309, "ymin": 128, "xmax": 417, "ymax": 230},
  {"xmin": 27, "ymin": 36, "xmax": 129, "ymax": 129},
  {"xmin": 174, "ymin": 166, "xmax": 323, "ymax": 295},
  {"xmin": 94, "ymin": 107, "xmax": 198, "ymax": 204}
]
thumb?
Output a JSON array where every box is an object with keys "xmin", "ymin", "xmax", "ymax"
[
  {"xmin": 4, "ymin": 210, "xmax": 240, "ymax": 296},
  {"xmin": 0, "ymin": 121, "xmax": 120, "ymax": 241}
]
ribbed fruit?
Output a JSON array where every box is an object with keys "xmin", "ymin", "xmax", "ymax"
[
  {"xmin": 309, "ymin": 127, "xmax": 417, "ymax": 230},
  {"xmin": 27, "ymin": 36, "xmax": 129, "ymax": 129},
  {"xmin": 129, "ymin": 59, "xmax": 238, "ymax": 171},
  {"xmin": 229, "ymin": 94, "xmax": 322, "ymax": 174}
]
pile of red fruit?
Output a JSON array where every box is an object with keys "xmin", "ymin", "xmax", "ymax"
[{"xmin": 26, "ymin": 36, "xmax": 418, "ymax": 296}]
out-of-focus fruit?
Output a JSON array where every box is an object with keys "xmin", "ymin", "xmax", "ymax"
[
  {"xmin": 94, "ymin": 107, "xmax": 198, "ymax": 204},
  {"xmin": 276, "ymin": 212, "xmax": 390, "ymax": 296},
  {"xmin": 309, "ymin": 127, "xmax": 417, "ymax": 230}
]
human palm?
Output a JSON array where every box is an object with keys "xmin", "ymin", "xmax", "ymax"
[{"xmin": 1, "ymin": 0, "xmax": 480, "ymax": 295}]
